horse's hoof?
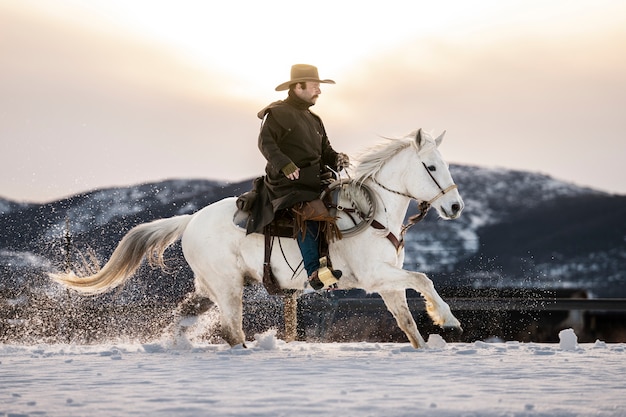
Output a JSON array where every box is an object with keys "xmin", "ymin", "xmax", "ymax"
[{"xmin": 442, "ymin": 325, "xmax": 463, "ymax": 340}]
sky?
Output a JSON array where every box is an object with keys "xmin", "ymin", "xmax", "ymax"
[{"xmin": 1, "ymin": 0, "xmax": 625, "ymax": 203}]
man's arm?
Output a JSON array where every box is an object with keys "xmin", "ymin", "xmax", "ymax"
[{"xmin": 258, "ymin": 112, "xmax": 296, "ymax": 177}]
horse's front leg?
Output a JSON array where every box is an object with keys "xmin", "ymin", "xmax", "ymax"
[
  {"xmin": 373, "ymin": 267, "xmax": 462, "ymax": 331},
  {"xmin": 379, "ymin": 289, "xmax": 426, "ymax": 349},
  {"xmin": 413, "ymin": 271, "xmax": 461, "ymax": 330}
]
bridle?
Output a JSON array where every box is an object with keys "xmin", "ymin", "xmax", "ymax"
[
  {"xmin": 372, "ymin": 162, "xmax": 458, "ymax": 206},
  {"xmin": 369, "ymin": 162, "xmax": 458, "ymax": 251}
]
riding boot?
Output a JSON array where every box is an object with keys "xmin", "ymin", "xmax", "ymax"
[
  {"xmin": 297, "ymin": 221, "xmax": 341, "ymax": 290},
  {"xmin": 308, "ymin": 256, "xmax": 342, "ymax": 290}
]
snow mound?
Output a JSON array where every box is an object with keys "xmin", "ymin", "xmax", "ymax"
[
  {"xmin": 426, "ymin": 334, "xmax": 447, "ymax": 349},
  {"xmin": 559, "ymin": 328, "xmax": 579, "ymax": 351},
  {"xmin": 254, "ymin": 329, "xmax": 279, "ymax": 350}
]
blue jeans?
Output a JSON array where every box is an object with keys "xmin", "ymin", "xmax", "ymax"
[{"xmin": 297, "ymin": 221, "xmax": 320, "ymax": 277}]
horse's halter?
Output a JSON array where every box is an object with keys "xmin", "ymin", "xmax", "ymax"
[
  {"xmin": 372, "ymin": 162, "xmax": 458, "ymax": 206},
  {"xmin": 368, "ymin": 162, "xmax": 458, "ymax": 249}
]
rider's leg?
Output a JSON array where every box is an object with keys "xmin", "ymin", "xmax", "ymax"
[
  {"xmin": 297, "ymin": 220, "xmax": 341, "ymax": 290},
  {"xmin": 296, "ymin": 220, "xmax": 320, "ymax": 276}
]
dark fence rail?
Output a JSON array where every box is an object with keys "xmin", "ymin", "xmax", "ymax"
[
  {"xmin": 450, "ymin": 298, "xmax": 626, "ymax": 311},
  {"xmin": 352, "ymin": 297, "xmax": 626, "ymax": 312},
  {"xmin": 296, "ymin": 292, "xmax": 626, "ymax": 343}
]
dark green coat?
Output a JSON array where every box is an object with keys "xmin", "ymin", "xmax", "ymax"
[{"xmin": 257, "ymin": 92, "xmax": 340, "ymax": 212}]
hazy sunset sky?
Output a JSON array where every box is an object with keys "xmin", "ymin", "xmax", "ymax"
[{"xmin": 2, "ymin": 0, "xmax": 625, "ymax": 202}]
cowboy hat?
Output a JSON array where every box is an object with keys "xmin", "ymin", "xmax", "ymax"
[{"xmin": 275, "ymin": 64, "xmax": 335, "ymax": 91}]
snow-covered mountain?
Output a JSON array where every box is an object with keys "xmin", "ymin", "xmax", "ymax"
[
  {"xmin": 1, "ymin": 165, "xmax": 624, "ymax": 301},
  {"xmin": 402, "ymin": 165, "xmax": 625, "ymax": 297}
]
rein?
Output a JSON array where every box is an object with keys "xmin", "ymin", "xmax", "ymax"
[{"xmin": 370, "ymin": 162, "xmax": 458, "ymax": 251}]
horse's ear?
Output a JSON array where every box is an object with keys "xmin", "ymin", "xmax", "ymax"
[
  {"xmin": 415, "ymin": 129, "xmax": 423, "ymax": 147},
  {"xmin": 435, "ymin": 130, "xmax": 446, "ymax": 147}
]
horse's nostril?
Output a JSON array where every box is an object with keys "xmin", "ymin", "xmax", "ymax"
[{"xmin": 451, "ymin": 203, "xmax": 460, "ymax": 213}]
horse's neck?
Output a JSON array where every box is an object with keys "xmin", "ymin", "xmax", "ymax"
[{"xmin": 368, "ymin": 172, "xmax": 411, "ymax": 234}]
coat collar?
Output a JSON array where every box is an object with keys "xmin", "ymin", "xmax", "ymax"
[{"xmin": 286, "ymin": 90, "xmax": 314, "ymax": 111}]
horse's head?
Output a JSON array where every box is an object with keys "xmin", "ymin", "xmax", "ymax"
[
  {"xmin": 405, "ymin": 129, "xmax": 464, "ymax": 219},
  {"xmin": 354, "ymin": 129, "xmax": 464, "ymax": 221}
]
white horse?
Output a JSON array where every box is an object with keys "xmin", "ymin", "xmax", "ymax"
[{"xmin": 52, "ymin": 129, "xmax": 464, "ymax": 349}]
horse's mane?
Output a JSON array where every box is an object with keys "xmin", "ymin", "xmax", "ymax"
[{"xmin": 353, "ymin": 136, "xmax": 416, "ymax": 183}]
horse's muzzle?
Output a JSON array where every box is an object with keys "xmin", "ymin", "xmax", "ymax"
[{"xmin": 441, "ymin": 200, "xmax": 464, "ymax": 219}]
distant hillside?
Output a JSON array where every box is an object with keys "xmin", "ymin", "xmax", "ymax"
[{"xmin": 1, "ymin": 165, "xmax": 624, "ymax": 302}]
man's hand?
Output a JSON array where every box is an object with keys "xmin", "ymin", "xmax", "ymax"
[
  {"xmin": 336, "ymin": 153, "xmax": 350, "ymax": 170},
  {"xmin": 286, "ymin": 168, "xmax": 300, "ymax": 180},
  {"xmin": 281, "ymin": 162, "xmax": 300, "ymax": 180}
]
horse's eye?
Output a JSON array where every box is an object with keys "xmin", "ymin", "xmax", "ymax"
[{"xmin": 427, "ymin": 165, "xmax": 436, "ymax": 172}]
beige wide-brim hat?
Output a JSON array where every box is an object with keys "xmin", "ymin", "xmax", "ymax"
[{"xmin": 275, "ymin": 64, "xmax": 335, "ymax": 91}]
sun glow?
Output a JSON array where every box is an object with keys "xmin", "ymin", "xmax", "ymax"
[
  {"xmin": 17, "ymin": 0, "xmax": 626, "ymax": 99},
  {"xmin": 3, "ymin": 0, "xmax": 626, "ymax": 201}
]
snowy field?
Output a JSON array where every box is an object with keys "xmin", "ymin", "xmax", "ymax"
[{"xmin": 1, "ymin": 329, "xmax": 625, "ymax": 417}]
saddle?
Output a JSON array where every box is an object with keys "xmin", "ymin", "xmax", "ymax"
[
  {"xmin": 236, "ymin": 177, "xmax": 377, "ymax": 295},
  {"xmin": 262, "ymin": 203, "xmax": 335, "ymax": 295}
]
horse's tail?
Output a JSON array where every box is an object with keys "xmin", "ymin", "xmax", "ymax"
[{"xmin": 50, "ymin": 214, "xmax": 193, "ymax": 295}]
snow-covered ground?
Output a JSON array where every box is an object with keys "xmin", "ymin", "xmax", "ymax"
[{"xmin": 1, "ymin": 329, "xmax": 625, "ymax": 417}]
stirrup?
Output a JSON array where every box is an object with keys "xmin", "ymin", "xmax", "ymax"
[{"xmin": 308, "ymin": 256, "xmax": 342, "ymax": 290}]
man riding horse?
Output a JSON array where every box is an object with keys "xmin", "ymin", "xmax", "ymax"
[{"xmin": 249, "ymin": 64, "xmax": 349, "ymax": 290}]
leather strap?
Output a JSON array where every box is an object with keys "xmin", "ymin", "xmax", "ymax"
[
  {"xmin": 262, "ymin": 227, "xmax": 283, "ymax": 295},
  {"xmin": 371, "ymin": 220, "xmax": 404, "ymax": 252}
]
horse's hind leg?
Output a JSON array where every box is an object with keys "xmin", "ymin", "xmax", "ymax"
[
  {"xmin": 216, "ymin": 286, "xmax": 246, "ymax": 347},
  {"xmin": 177, "ymin": 292, "xmax": 215, "ymax": 317},
  {"xmin": 194, "ymin": 273, "xmax": 247, "ymax": 347},
  {"xmin": 167, "ymin": 292, "xmax": 214, "ymax": 340},
  {"xmin": 379, "ymin": 290, "xmax": 427, "ymax": 349}
]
